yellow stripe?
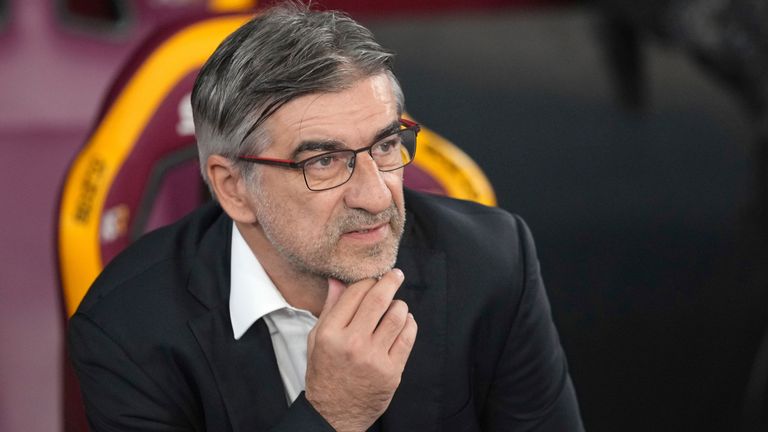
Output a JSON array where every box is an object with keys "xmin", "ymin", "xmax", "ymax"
[
  {"xmin": 412, "ymin": 127, "xmax": 497, "ymax": 207},
  {"xmin": 208, "ymin": 0, "xmax": 257, "ymax": 12},
  {"xmin": 59, "ymin": 16, "xmax": 251, "ymax": 317}
]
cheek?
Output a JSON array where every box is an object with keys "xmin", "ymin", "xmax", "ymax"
[
  {"xmin": 287, "ymin": 192, "xmax": 346, "ymax": 232},
  {"xmin": 384, "ymin": 174, "xmax": 405, "ymax": 207}
]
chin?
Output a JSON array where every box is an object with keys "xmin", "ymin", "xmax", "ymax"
[{"xmin": 327, "ymin": 250, "xmax": 398, "ymax": 285}]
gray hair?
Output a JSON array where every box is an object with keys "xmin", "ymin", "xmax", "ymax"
[{"xmin": 191, "ymin": 1, "xmax": 405, "ymax": 190}]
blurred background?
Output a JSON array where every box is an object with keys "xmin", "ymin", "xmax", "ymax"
[{"xmin": 2, "ymin": 0, "xmax": 768, "ymax": 431}]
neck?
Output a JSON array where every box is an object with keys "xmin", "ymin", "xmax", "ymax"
[{"xmin": 235, "ymin": 221, "xmax": 327, "ymax": 317}]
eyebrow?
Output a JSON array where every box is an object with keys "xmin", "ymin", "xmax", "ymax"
[{"xmin": 290, "ymin": 120, "xmax": 402, "ymax": 160}]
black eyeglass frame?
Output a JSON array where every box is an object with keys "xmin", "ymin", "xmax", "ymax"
[{"xmin": 237, "ymin": 118, "xmax": 420, "ymax": 191}]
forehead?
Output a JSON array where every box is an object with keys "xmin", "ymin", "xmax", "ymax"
[{"xmin": 264, "ymin": 74, "xmax": 399, "ymax": 152}]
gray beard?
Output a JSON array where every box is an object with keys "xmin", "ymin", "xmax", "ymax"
[{"xmin": 256, "ymin": 196, "xmax": 406, "ymax": 284}]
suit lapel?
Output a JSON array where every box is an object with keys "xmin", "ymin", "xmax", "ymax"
[
  {"xmin": 185, "ymin": 211, "xmax": 288, "ymax": 431},
  {"xmin": 381, "ymin": 245, "xmax": 447, "ymax": 432},
  {"xmin": 189, "ymin": 311, "xmax": 288, "ymax": 431}
]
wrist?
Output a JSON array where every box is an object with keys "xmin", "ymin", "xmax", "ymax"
[{"xmin": 304, "ymin": 391, "xmax": 370, "ymax": 432}]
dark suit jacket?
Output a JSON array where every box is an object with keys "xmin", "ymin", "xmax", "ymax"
[{"xmin": 69, "ymin": 189, "xmax": 584, "ymax": 431}]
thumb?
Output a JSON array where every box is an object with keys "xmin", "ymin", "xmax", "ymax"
[{"xmin": 320, "ymin": 278, "xmax": 346, "ymax": 317}]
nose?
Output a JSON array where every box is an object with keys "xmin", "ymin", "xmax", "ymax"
[{"xmin": 343, "ymin": 153, "xmax": 393, "ymax": 214}]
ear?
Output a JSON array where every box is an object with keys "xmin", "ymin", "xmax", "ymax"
[{"xmin": 206, "ymin": 154, "xmax": 258, "ymax": 224}]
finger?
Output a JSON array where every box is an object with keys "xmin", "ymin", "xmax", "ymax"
[
  {"xmin": 389, "ymin": 313, "xmax": 417, "ymax": 369},
  {"xmin": 319, "ymin": 278, "xmax": 346, "ymax": 318},
  {"xmin": 309, "ymin": 278, "xmax": 346, "ymax": 354},
  {"xmin": 372, "ymin": 299, "xmax": 409, "ymax": 350},
  {"xmin": 319, "ymin": 277, "xmax": 376, "ymax": 328},
  {"xmin": 349, "ymin": 269, "xmax": 404, "ymax": 334}
]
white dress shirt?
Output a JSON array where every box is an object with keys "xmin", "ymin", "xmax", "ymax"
[{"xmin": 229, "ymin": 223, "xmax": 318, "ymax": 404}]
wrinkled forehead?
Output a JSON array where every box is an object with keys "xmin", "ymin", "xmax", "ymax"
[{"xmin": 264, "ymin": 74, "xmax": 400, "ymax": 154}]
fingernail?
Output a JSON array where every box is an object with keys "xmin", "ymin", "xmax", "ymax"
[{"xmin": 392, "ymin": 268, "xmax": 404, "ymax": 279}]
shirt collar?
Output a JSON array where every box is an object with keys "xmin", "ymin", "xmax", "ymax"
[{"xmin": 229, "ymin": 222, "xmax": 290, "ymax": 340}]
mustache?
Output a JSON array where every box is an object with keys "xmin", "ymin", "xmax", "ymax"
[{"xmin": 333, "ymin": 204, "xmax": 401, "ymax": 234}]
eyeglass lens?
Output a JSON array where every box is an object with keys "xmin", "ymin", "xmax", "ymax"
[{"xmin": 302, "ymin": 128, "xmax": 416, "ymax": 191}]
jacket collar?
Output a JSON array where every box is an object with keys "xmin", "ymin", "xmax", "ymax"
[
  {"xmin": 184, "ymin": 208, "xmax": 286, "ymax": 429},
  {"xmin": 186, "ymin": 204, "xmax": 232, "ymax": 310}
]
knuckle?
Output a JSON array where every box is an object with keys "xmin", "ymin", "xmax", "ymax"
[
  {"xmin": 391, "ymin": 299, "xmax": 408, "ymax": 316},
  {"xmin": 381, "ymin": 309, "xmax": 405, "ymax": 329},
  {"xmin": 362, "ymin": 352, "xmax": 380, "ymax": 370},
  {"xmin": 397, "ymin": 334, "xmax": 413, "ymax": 350},
  {"xmin": 400, "ymin": 324, "xmax": 417, "ymax": 347},
  {"xmin": 370, "ymin": 292, "xmax": 393, "ymax": 310}
]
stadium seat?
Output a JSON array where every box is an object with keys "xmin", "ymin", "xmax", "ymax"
[{"xmin": 57, "ymin": 11, "xmax": 495, "ymax": 430}]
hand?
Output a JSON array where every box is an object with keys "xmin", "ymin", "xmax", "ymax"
[{"xmin": 305, "ymin": 269, "xmax": 418, "ymax": 432}]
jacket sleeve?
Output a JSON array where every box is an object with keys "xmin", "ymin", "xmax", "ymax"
[
  {"xmin": 68, "ymin": 314, "xmax": 336, "ymax": 432},
  {"xmin": 482, "ymin": 215, "xmax": 585, "ymax": 431}
]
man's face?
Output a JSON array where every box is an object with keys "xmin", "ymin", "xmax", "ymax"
[{"xmin": 245, "ymin": 73, "xmax": 406, "ymax": 284}]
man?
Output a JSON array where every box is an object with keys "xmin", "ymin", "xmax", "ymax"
[{"xmin": 68, "ymin": 2, "xmax": 584, "ymax": 431}]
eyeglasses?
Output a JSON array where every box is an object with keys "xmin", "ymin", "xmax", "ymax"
[{"xmin": 238, "ymin": 118, "xmax": 420, "ymax": 191}]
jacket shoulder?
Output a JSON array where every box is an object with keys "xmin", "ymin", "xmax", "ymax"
[
  {"xmin": 403, "ymin": 189, "xmax": 529, "ymax": 251},
  {"xmin": 75, "ymin": 202, "xmax": 228, "ymax": 316}
]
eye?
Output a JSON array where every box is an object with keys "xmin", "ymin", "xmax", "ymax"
[
  {"xmin": 315, "ymin": 156, "xmax": 334, "ymax": 167},
  {"xmin": 304, "ymin": 152, "xmax": 347, "ymax": 171},
  {"xmin": 372, "ymin": 137, "xmax": 400, "ymax": 156}
]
